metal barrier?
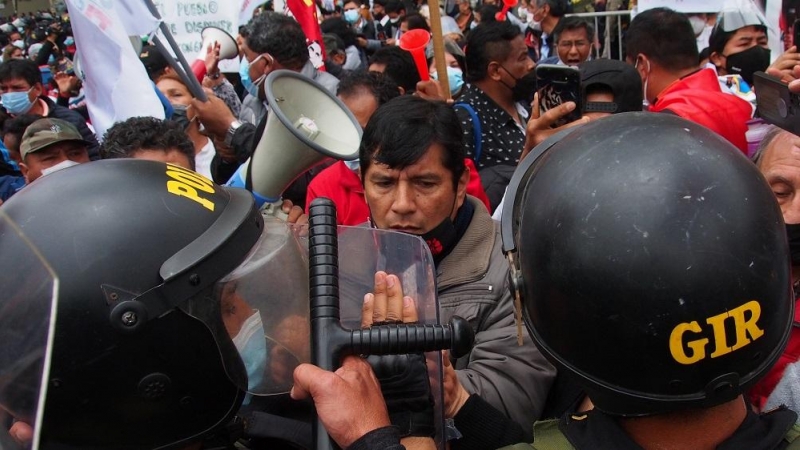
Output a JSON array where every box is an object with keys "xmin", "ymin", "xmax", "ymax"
[{"xmin": 565, "ymin": 10, "xmax": 632, "ymax": 60}]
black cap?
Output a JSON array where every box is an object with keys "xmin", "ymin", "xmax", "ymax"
[
  {"xmin": 139, "ymin": 45, "xmax": 169, "ymax": 80},
  {"xmin": 579, "ymin": 59, "xmax": 643, "ymax": 114}
]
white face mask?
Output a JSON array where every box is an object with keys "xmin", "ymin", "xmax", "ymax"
[
  {"xmin": 688, "ymin": 16, "xmax": 707, "ymax": 36},
  {"xmin": 344, "ymin": 159, "xmax": 360, "ymax": 172},
  {"xmin": 41, "ymin": 159, "xmax": 80, "ymax": 177}
]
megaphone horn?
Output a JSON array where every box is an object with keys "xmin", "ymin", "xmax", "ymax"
[
  {"xmin": 200, "ymin": 26, "xmax": 238, "ymax": 60},
  {"xmin": 226, "ymin": 70, "xmax": 363, "ymax": 212}
]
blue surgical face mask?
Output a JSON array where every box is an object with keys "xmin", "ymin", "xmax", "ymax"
[
  {"xmin": 64, "ymin": 36, "xmax": 74, "ymax": 46},
  {"xmin": 232, "ymin": 309, "xmax": 268, "ymax": 393},
  {"xmin": 344, "ymin": 9, "xmax": 360, "ymax": 23},
  {"xmin": 431, "ymin": 66, "xmax": 464, "ymax": 96},
  {"xmin": 240, "ymin": 55, "xmax": 268, "ymax": 98},
  {"xmin": 2, "ymin": 87, "xmax": 34, "ymax": 115}
]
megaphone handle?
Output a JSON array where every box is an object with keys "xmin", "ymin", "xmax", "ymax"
[{"xmin": 349, "ymin": 316, "xmax": 475, "ymax": 359}]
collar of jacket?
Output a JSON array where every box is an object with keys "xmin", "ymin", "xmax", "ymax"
[{"xmin": 437, "ymin": 196, "xmax": 496, "ymax": 289}]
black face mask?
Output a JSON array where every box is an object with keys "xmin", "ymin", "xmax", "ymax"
[
  {"xmin": 373, "ymin": 12, "xmax": 384, "ymax": 20},
  {"xmin": 420, "ymin": 217, "xmax": 459, "ymax": 265},
  {"xmin": 786, "ymin": 223, "xmax": 800, "ymax": 266},
  {"xmin": 500, "ymin": 65, "xmax": 537, "ymax": 104},
  {"xmin": 170, "ymin": 104, "xmax": 192, "ymax": 130},
  {"xmin": 724, "ymin": 45, "xmax": 770, "ymax": 86}
]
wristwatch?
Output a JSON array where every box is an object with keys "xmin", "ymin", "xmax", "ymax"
[
  {"xmin": 207, "ymin": 71, "xmax": 221, "ymax": 80},
  {"xmin": 224, "ymin": 120, "xmax": 243, "ymax": 147}
]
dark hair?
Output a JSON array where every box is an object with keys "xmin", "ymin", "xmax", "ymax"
[
  {"xmin": 708, "ymin": 24, "xmax": 767, "ymax": 56},
  {"xmin": 552, "ymin": 16, "xmax": 594, "ymax": 44},
  {"xmin": 698, "ymin": 46, "xmax": 710, "ymax": 63},
  {"xmin": 534, "ymin": 0, "xmax": 567, "ymax": 17},
  {"xmin": 2, "ymin": 113, "xmax": 41, "ymax": 154},
  {"xmin": 337, "ymin": 71, "xmax": 400, "ymax": 106},
  {"xmin": 625, "ymin": 8, "xmax": 698, "ymax": 72},
  {"xmin": 321, "ymin": 17, "xmax": 358, "ymax": 48},
  {"xmin": 385, "ymin": 0, "xmax": 405, "ymax": 14},
  {"xmin": 359, "ymin": 95, "xmax": 465, "ymax": 187},
  {"xmin": 404, "ymin": 13, "xmax": 430, "ymax": 32},
  {"xmin": 464, "ymin": 20, "xmax": 521, "ymax": 83},
  {"xmin": 0, "ymin": 58, "xmax": 41, "ymax": 87},
  {"xmin": 101, "ymin": 117, "xmax": 196, "ymax": 170},
  {"xmin": 245, "ymin": 12, "xmax": 309, "ymax": 70},
  {"xmin": 369, "ymin": 46, "xmax": 421, "ymax": 93},
  {"xmin": 323, "ymin": 32, "xmax": 346, "ymax": 56},
  {"xmin": 475, "ymin": 4, "xmax": 499, "ymax": 24}
]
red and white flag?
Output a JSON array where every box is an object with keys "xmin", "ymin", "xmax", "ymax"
[{"xmin": 64, "ymin": 0, "xmax": 164, "ymax": 139}]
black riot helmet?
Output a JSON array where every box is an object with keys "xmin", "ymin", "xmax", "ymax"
[
  {"xmin": 0, "ymin": 159, "xmax": 264, "ymax": 448},
  {"xmin": 501, "ymin": 112, "xmax": 793, "ymax": 416}
]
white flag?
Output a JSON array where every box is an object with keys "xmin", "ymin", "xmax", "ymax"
[
  {"xmin": 64, "ymin": 0, "xmax": 164, "ymax": 140},
  {"xmin": 239, "ymin": 0, "xmax": 263, "ymax": 27},
  {"xmin": 116, "ymin": 0, "xmax": 161, "ymax": 36}
]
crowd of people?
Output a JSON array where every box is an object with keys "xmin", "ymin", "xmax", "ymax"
[{"xmin": 4, "ymin": 0, "xmax": 800, "ymax": 449}]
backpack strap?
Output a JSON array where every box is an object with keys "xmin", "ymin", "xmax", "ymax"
[{"xmin": 454, "ymin": 102, "xmax": 482, "ymax": 163}]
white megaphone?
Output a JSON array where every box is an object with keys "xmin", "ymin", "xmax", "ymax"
[
  {"xmin": 191, "ymin": 26, "xmax": 239, "ymax": 79},
  {"xmin": 226, "ymin": 70, "xmax": 362, "ymax": 213}
]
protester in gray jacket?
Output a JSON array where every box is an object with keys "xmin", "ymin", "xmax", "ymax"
[{"xmin": 358, "ymin": 95, "xmax": 555, "ymax": 437}]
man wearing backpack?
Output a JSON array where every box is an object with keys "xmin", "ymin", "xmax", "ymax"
[{"xmin": 456, "ymin": 20, "xmax": 536, "ymax": 211}]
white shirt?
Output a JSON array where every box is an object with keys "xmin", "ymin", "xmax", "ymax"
[{"xmin": 195, "ymin": 138, "xmax": 215, "ymax": 180}]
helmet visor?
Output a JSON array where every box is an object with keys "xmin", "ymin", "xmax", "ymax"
[
  {"xmin": 0, "ymin": 211, "xmax": 58, "ymax": 449},
  {"xmin": 182, "ymin": 219, "xmax": 441, "ymax": 397}
]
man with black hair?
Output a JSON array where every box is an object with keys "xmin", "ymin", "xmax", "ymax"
[
  {"xmin": 191, "ymin": 12, "xmax": 339, "ymax": 185},
  {"xmin": 0, "ymin": 59, "xmax": 99, "ymax": 160},
  {"xmin": 2, "ymin": 113, "xmax": 40, "ymax": 166},
  {"xmin": 383, "ymin": 0, "xmax": 407, "ymax": 43},
  {"xmin": 368, "ymin": 46, "xmax": 421, "ymax": 94},
  {"xmin": 458, "ymin": 20, "xmax": 535, "ymax": 210},
  {"xmin": 100, "ymin": 117, "xmax": 196, "ymax": 172},
  {"xmin": 625, "ymin": 7, "xmax": 752, "ymax": 154},
  {"xmin": 530, "ymin": 0, "xmax": 567, "ymax": 60},
  {"xmin": 349, "ymin": 95, "xmax": 555, "ymax": 437},
  {"xmin": 539, "ymin": 16, "xmax": 593, "ymax": 66}
]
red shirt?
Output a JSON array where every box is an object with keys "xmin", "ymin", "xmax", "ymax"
[
  {"xmin": 749, "ymin": 299, "xmax": 800, "ymax": 410},
  {"xmin": 306, "ymin": 159, "xmax": 491, "ymax": 225},
  {"xmin": 650, "ymin": 69, "xmax": 752, "ymax": 154}
]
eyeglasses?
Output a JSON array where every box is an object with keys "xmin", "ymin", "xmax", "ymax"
[{"xmin": 558, "ymin": 40, "xmax": 589, "ymax": 50}]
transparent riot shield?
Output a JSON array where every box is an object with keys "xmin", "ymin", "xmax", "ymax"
[
  {"xmin": 0, "ymin": 211, "xmax": 58, "ymax": 450},
  {"xmin": 336, "ymin": 225, "xmax": 446, "ymax": 449},
  {"xmin": 213, "ymin": 217, "xmax": 445, "ymax": 448}
]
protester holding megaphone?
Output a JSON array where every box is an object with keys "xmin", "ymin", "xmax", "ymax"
[{"xmin": 192, "ymin": 13, "xmax": 341, "ymax": 189}]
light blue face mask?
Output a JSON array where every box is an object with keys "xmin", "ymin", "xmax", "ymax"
[
  {"xmin": 232, "ymin": 309, "xmax": 268, "ymax": 393},
  {"xmin": 344, "ymin": 9, "xmax": 360, "ymax": 23},
  {"xmin": 1, "ymin": 87, "xmax": 34, "ymax": 115},
  {"xmin": 64, "ymin": 36, "xmax": 74, "ymax": 46},
  {"xmin": 431, "ymin": 66, "xmax": 464, "ymax": 96},
  {"xmin": 239, "ymin": 55, "xmax": 268, "ymax": 98}
]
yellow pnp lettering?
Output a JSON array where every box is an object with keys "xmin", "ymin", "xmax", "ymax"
[
  {"xmin": 668, "ymin": 300, "xmax": 764, "ymax": 365},
  {"xmin": 165, "ymin": 164, "xmax": 216, "ymax": 211}
]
